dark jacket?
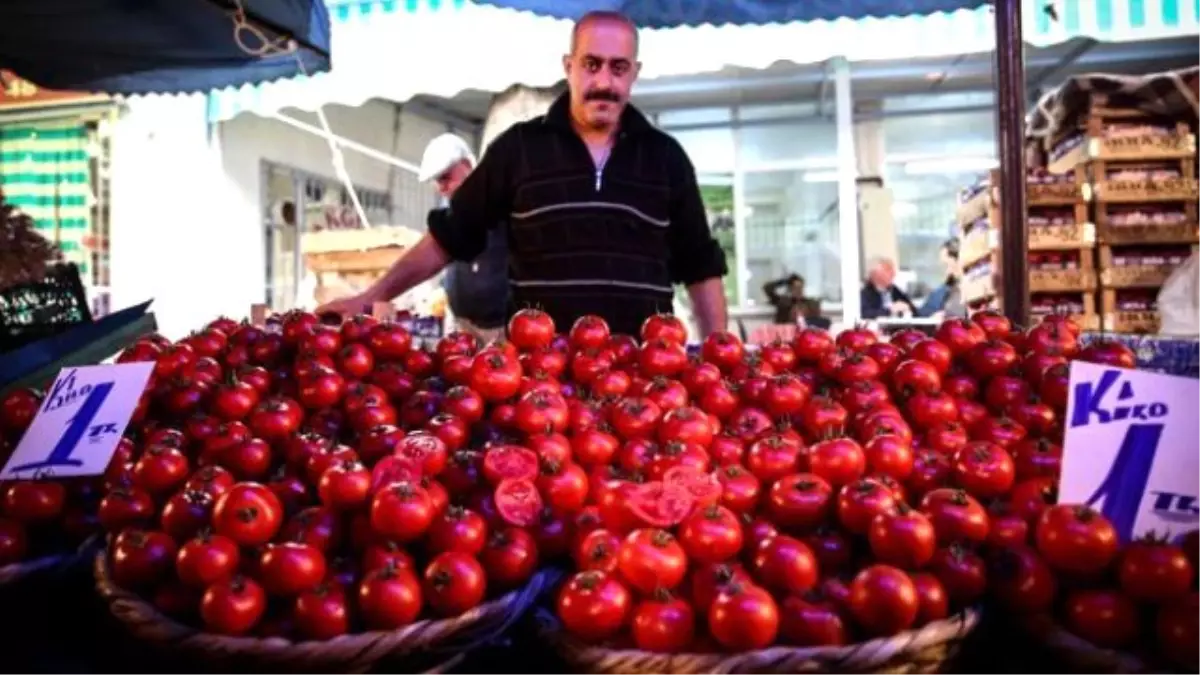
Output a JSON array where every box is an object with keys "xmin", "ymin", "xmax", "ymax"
[
  {"xmin": 442, "ymin": 225, "xmax": 508, "ymax": 329},
  {"xmin": 861, "ymin": 283, "xmax": 918, "ymax": 320},
  {"xmin": 427, "ymin": 93, "xmax": 727, "ymax": 337}
]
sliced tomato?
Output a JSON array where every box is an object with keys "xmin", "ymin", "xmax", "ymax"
[
  {"xmin": 483, "ymin": 445, "xmax": 540, "ymax": 484},
  {"xmin": 664, "ymin": 466, "xmax": 722, "ymax": 507},
  {"xmin": 628, "ymin": 481, "xmax": 695, "ymax": 528},
  {"xmin": 495, "ymin": 478, "xmax": 544, "ymax": 527},
  {"xmin": 371, "ymin": 456, "xmax": 421, "ymax": 492}
]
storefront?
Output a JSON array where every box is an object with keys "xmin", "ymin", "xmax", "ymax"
[{"xmin": 0, "ymin": 70, "xmax": 117, "ymax": 318}]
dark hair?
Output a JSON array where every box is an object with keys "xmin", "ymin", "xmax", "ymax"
[
  {"xmin": 942, "ymin": 239, "xmax": 960, "ymax": 260},
  {"xmin": 788, "ymin": 273, "xmax": 805, "ymax": 285}
]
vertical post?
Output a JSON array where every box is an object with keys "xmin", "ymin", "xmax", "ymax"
[
  {"xmin": 994, "ymin": 0, "xmax": 1030, "ymax": 326},
  {"xmin": 731, "ymin": 106, "xmax": 749, "ymax": 308},
  {"xmin": 833, "ymin": 57, "xmax": 862, "ymax": 324}
]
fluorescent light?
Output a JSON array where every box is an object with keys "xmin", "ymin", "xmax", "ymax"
[
  {"xmin": 802, "ymin": 170, "xmax": 841, "ymax": 183},
  {"xmin": 904, "ymin": 157, "xmax": 998, "ymax": 175}
]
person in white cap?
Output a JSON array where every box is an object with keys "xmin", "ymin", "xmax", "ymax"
[{"xmin": 417, "ymin": 133, "xmax": 509, "ymax": 342}]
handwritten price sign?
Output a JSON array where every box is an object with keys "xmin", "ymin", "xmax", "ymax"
[
  {"xmin": 0, "ymin": 363, "xmax": 153, "ymax": 480},
  {"xmin": 1060, "ymin": 363, "xmax": 1199, "ymax": 543}
]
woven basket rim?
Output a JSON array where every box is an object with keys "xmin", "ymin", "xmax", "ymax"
[
  {"xmin": 537, "ymin": 605, "xmax": 981, "ymax": 674},
  {"xmin": 1020, "ymin": 612, "xmax": 1155, "ymax": 673},
  {"xmin": 95, "ymin": 552, "xmax": 559, "ymax": 665}
]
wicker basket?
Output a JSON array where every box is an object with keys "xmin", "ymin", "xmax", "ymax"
[
  {"xmin": 0, "ymin": 535, "xmax": 101, "ymax": 588},
  {"xmin": 536, "ymin": 606, "xmax": 981, "ymax": 674},
  {"xmin": 1019, "ymin": 613, "xmax": 1155, "ymax": 673},
  {"xmin": 95, "ymin": 554, "xmax": 559, "ymax": 673}
]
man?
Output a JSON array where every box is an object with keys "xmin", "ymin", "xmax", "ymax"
[
  {"xmin": 861, "ymin": 257, "xmax": 918, "ymax": 320},
  {"xmin": 919, "ymin": 240, "xmax": 964, "ymax": 318},
  {"xmin": 318, "ymin": 11, "xmax": 728, "ymax": 338},
  {"xmin": 418, "ymin": 133, "xmax": 508, "ymax": 343},
  {"xmin": 762, "ymin": 273, "xmax": 829, "ymax": 329}
]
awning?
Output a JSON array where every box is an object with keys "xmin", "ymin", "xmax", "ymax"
[
  {"xmin": 0, "ymin": 0, "xmax": 331, "ymax": 95},
  {"xmin": 208, "ymin": 0, "xmax": 1200, "ymax": 122}
]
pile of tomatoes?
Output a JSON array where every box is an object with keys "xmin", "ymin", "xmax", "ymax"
[
  {"xmin": 0, "ymin": 307, "xmax": 1195, "ymax": 670},
  {"xmin": 0, "ymin": 389, "xmax": 100, "ymax": 568}
]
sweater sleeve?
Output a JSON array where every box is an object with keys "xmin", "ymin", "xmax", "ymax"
[
  {"xmin": 427, "ymin": 127, "xmax": 517, "ymax": 262},
  {"xmin": 664, "ymin": 137, "xmax": 728, "ymax": 286}
]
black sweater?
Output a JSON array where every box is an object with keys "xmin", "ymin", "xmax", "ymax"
[{"xmin": 428, "ymin": 93, "xmax": 727, "ymax": 337}]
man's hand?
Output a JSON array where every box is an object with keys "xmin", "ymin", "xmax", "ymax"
[{"xmin": 316, "ymin": 292, "xmax": 374, "ymax": 319}]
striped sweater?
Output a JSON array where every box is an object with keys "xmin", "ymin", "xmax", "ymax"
[{"xmin": 428, "ymin": 93, "xmax": 727, "ymax": 337}]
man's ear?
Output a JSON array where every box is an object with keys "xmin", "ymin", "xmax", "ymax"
[
  {"xmin": 632, "ymin": 61, "xmax": 642, "ymax": 80},
  {"xmin": 562, "ymin": 55, "xmax": 571, "ymax": 77}
]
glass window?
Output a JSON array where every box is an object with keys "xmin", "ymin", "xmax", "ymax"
[
  {"xmin": 737, "ymin": 121, "xmax": 837, "ymax": 168},
  {"xmin": 667, "ymin": 127, "xmax": 735, "ymax": 174},
  {"xmin": 883, "ymin": 110, "xmax": 995, "ymax": 159},
  {"xmin": 740, "ymin": 169, "xmax": 841, "ymax": 306}
]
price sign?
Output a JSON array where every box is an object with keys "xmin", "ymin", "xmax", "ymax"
[
  {"xmin": 0, "ymin": 363, "xmax": 153, "ymax": 480},
  {"xmin": 1060, "ymin": 362, "xmax": 1199, "ymax": 543}
]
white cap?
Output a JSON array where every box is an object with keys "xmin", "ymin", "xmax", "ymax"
[{"xmin": 418, "ymin": 133, "xmax": 476, "ymax": 182}]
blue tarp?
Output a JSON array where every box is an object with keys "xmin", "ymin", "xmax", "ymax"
[
  {"xmin": 470, "ymin": 0, "xmax": 992, "ymax": 28},
  {"xmin": 0, "ymin": 0, "xmax": 331, "ymax": 95}
]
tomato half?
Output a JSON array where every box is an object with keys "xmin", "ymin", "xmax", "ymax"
[
  {"xmin": 494, "ymin": 478, "xmax": 543, "ymax": 527},
  {"xmin": 628, "ymin": 481, "xmax": 695, "ymax": 528},
  {"xmin": 482, "ymin": 445, "xmax": 540, "ymax": 484},
  {"xmin": 663, "ymin": 466, "xmax": 722, "ymax": 508}
]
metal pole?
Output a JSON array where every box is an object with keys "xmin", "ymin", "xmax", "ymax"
[
  {"xmin": 994, "ymin": 0, "xmax": 1029, "ymax": 326},
  {"xmin": 833, "ymin": 57, "xmax": 862, "ymax": 324}
]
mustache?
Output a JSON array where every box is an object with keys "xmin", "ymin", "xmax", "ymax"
[{"xmin": 585, "ymin": 90, "xmax": 621, "ymax": 103}]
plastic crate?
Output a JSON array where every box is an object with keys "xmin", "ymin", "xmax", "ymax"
[{"xmin": 0, "ymin": 263, "xmax": 92, "ymax": 353}]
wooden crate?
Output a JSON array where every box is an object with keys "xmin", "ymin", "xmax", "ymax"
[
  {"xmin": 1100, "ymin": 289, "xmax": 1161, "ymax": 334},
  {"xmin": 956, "ymin": 170, "xmax": 1084, "ymax": 227},
  {"xmin": 1026, "ymin": 202, "xmax": 1095, "ymax": 250},
  {"xmin": 1031, "ymin": 291, "xmax": 1099, "ymax": 331},
  {"xmin": 1085, "ymin": 157, "xmax": 1199, "ymax": 204},
  {"xmin": 1045, "ymin": 91, "xmax": 1196, "ymax": 173},
  {"xmin": 1095, "ymin": 202, "xmax": 1199, "ymax": 245},
  {"xmin": 1098, "ymin": 244, "xmax": 1197, "ymax": 288},
  {"xmin": 1028, "ymin": 248, "xmax": 1096, "ymax": 293}
]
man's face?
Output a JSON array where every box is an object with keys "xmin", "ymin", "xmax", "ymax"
[
  {"xmin": 434, "ymin": 160, "xmax": 472, "ymax": 198},
  {"xmin": 789, "ymin": 279, "xmax": 805, "ymax": 297},
  {"xmin": 563, "ymin": 18, "xmax": 640, "ymax": 130},
  {"xmin": 870, "ymin": 262, "xmax": 895, "ymax": 288}
]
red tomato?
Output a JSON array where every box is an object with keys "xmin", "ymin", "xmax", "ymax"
[
  {"xmin": 369, "ymin": 481, "xmax": 436, "ymax": 542},
  {"xmin": 469, "ymin": 350, "xmax": 522, "ymax": 402},
  {"xmin": 779, "ymin": 595, "xmax": 847, "ymax": 647},
  {"xmin": 160, "ymin": 489, "xmax": 215, "ymax": 541},
  {"xmin": 396, "ymin": 432, "xmax": 449, "ymax": 477},
  {"xmin": 631, "ymin": 593, "xmax": 697, "ymax": 652},
  {"xmin": 481, "ymin": 527, "xmax": 539, "ymax": 588},
  {"xmin": 536, "ymin": 462, "xmax": 590, "ymax": 515},
  {"xmin": 640, "ymin": 314, "xmax": 687, "ymax": 345},
  {"xmin": 848, "ymin": 565, "xmax": 919, "ymax": 636},
  {"xmin": 986, "ymin": 546, "xmax": 1057, "ymax": 613},
  {"xmin": 508, "ymin": 309, "xmax": 556, "ymax": 350},
  {"xmin": 1117, "ymin": 536, "xmax": 1195, "ymax": 603},
  {"xmin": 1035, "ymin": 504, "xmax": 1118, "ymax": 576},
  {"xmin": 746, "ymin": 434, "xmax": 802, "ymax": 483},
  {"xmin": 279, "ymin": 506, "xmax": 342, "ymax": 552},
  {"xmin": 678, "ymin": 504, "xmax": 744, "ymax": 564},
  {"xmin": 1157, "ymin": 593, "xmax": 1199, "ymax": 671},
  {"xmin": 200, "ymin": 576, "xmax": 266, "ymax": 635},
  {"xmin": 951, "ymin": 441, "xmax": 1015, "ymax": 499},
  {"xmin": 868, "ymin": 504, "xmax": 937, "ymax": 569},
  {"xmin": 717, "ymin": 465, "xmax": 762, "ymax": 514},
  {"xmin": 751, "ymin": 535, "xmax": 819, "ymax": 594},
  {"xmin": 617, "ymin": 528, "xmax": 688, "ymax": 594},
  {"xmin": 766, "ymin": 473, "xmax": 833, "ymax": 531},
  {"xmin": 808, "ymin": 438, "xmax": 867, "ymax": 487},
  {"xmin": 1063, "ymin": 589, "xmax": 1139, "ymax": 649},
  {"xmin": 928, "ymin": 545, "xmax": 987, "ymax": 605},
  {"xmin": 708, "ymin": 583, "xmax": 780, "ymax": 650},
  {"xmin": 494, "ymin": 478, "xmax": 544, "ymax": 527},
  {"xmin": 627, "ymin": 481, "xmax": 694, "ymax": 529},
  {"xmin": 317, "ymin": 460, "xmax": 371, "ymax": 511},
  {"xmin": 918, "ymin": 488, "xmax": 990, "ymax": 545},
  {"xmin": 911, "ymin": 572, "xmax": 950, "ymax": 625},
  {"xmin": 0, "ymin": 389, "xmax": 41, "ymax": 433},
  {"xmin": 259, "ymin": 542, "xmax": 327, "ymax": 596},
  {"xmin": 211, "ymin": 483, "xmax": 282, "ymax": 547},
  {"xmin": 358, "ymin": 564, "xmax": 423, "ymax": 629},
  {"xmin": 558, "ymin": 573, "xmax": 633, "ymax": 645},
  {"xmin": 427, "ymin": 506, "xmax": 489, "ymax": 556},
  {"xmin": 482, "ymin": 445, "xmax": 540, "ymax": 484},
  {"xmin": 97, "ymin": 486, "xmax": 157, "ymax": 532},
  {"xmin": 423, "ymin": 551, "xmax": 487, "ymax": 616},
  {"xmin": 0, "ymin": 517, "xmax": 28, "ymax": 566},
  {"xmin": 863, "ymin": 434, "xmax": 914, "ymax": 480},
  {"xmin": 836, "ymin": 479, "xmax": 898, "ymax": 535},
  {"xmin": 110, "ymin": 529, "xmax": 178, "ymax": 589},
  {"xmin": 663, "ymin": 465, "xmax": 721, "ymax": 508}
]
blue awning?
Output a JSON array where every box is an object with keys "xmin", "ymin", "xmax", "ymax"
[
  {"xmin": 466, "ymin": 0, "xmax": 991, "ymax": 27},
  {"xmin": 0, "ymin": 0, "xmax": 331, "ymax": 95}
]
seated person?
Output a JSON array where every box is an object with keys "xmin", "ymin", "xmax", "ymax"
[
  {"xmin": 920, "ymin": 240, "xmax": 965, "ymax": 318},
  {"xmin": 861, "ymin": 257, "xmax": 918, "ymax": 320},
  {"xmin": 762, "ymin": 274, "xmax": 831, "ymax": 329}
]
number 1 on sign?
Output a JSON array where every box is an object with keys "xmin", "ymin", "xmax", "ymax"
[{"xmin": 9, "ymin": 381, "xmax": 113, "ymax": 475}]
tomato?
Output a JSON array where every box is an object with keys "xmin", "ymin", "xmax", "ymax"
[
  {"xmin": 617, "ymin": 528, "xmax": 688, "ymax": 594},
  {"xmin": 358, "ymin": 564, "xmax": 423, "ymax": 629},
  {"xmin": 717, "ymin": 465, "xmax": 761, "ymax": 514},
  {"xmin": 1156, "ymin": 593, "xmax": 1199, "ymax": 671},
  {"xmin": 752, "ymin": 535, "xmax": 818, "ymax": 594},
  {"xmin": 631, "ymin": 592, "xmax": 697, "ymax": 652},
  {"xmin": 247, "ymin": 397, "xmax": 303, "ymax": 443},
  {"xmin": 0, "ymin": 517, "xmax": 27, "ymax": 566},
  {"xmin": 1009, "ymin": 476, "xmax": 1057, "ymax": 525},
  {"xmin": 951, "ymin": 441, "xmax": 1015, "ymax": 499},
  {"xmin": 1079, "ymin": 340, "xmax": 1136, "ymax": 369},
  {"xmin": 658, "ymin": 406, "xmax": 715, "ymax": 448},
  {"xmin": 361, "ymin": 540, "xmax": 415, "ymax": 576},
  {"xmin": 259, "ymin": 542, "xmax": 327, "ymax": 596},
  {"xmin": 481, "ymin": 527, "xmax": 539, "ymax": 588},
  {"xmin": 663, "ymin": 465, "xmax": 721, "ymax": 507},
  {"xmin": 778, "ymin": 594, "xmax": 847, "ymax": 647},
  {"xmin": 862, "ymin": 434, "xmax": 914, "ymax": 480},
  {"xmin": 2, "ymin": 480, "xmax": 66, "ymax": 523},
  {"xmin": 918, "ymin": 488, "xmax": 990, "ymax": 545},
  {"xmin": 482, "ymin": 445, "xmax": 539, "ymax": 484},
  {"xmin": 970, "ymin": 416, "xmax": 1027, "ymax": 450},
  {"xmin": 986, "ymin": 546, "xmax": 1056, "ymax": 613},
  {"xmin": 1117, "ymin": 536, "xmax": 1194, "ymax": 603},
  {"xmin": 423, "ymin": 551, "xmax": 487, "ymax": 616},
  {"xmin": 638, "ymin": 313, "xmax": 685, "ymax": 345},
  {"xmin": 868, "ymin": 503, "xmax": 936, "ymax": 569},
  {"xmin": 293, "ymin": 584, "xmax": 350, "ymax": 640},
  {"xmin": 935, "ymin": 319, "xmax": 986, "ymax": 357},
  {"xmin": 537, "ymin": 461, "xmax": 590, "ymax": 515},
  {"xmin": 746, "ymin": 434, "xmax": 802, "ymax": 483},
  {"xmin": 110, "ymin": 529, "xmax": 178, "ymax": 589},
  {"xmin": 908, "ymin": 450, "xmax": 952, "ymax": 498},
  {"xmin": 494, "ymin": 478, "xmax": 544, "ymax": 527},
  {"xmin": 556, "ymin": 570, "xmax": 632, "ymax": 642},
  {"xmin": 508, "ymin": 308, "xmax": 556, "ymax": 350},
  {"xmin": 98, "ymin": 486, "xmax": 156, "ymax": 532},
  {"xmin": 469, "ymin": 350, "xmax": 522, "ymax": 402},
  {"xmin": 766, "ymin": 473, "xmax": 833, "ymax": 531},
  {"xmin": 892, "ymin": 359, "xmax": 943, "ymax": 395},
  {"xmin": 427, "ymin": 506, "xmax": 489, "ymax": 556},
  {"xmin": 910, "ymin": 572, "xmax": 949, "ymax": 625},
  {"xmin": 627, "ymin": 481, "xmax": 693, "ymax": 529},
  {"xmin": 761, "ymin": 374, "xmax": 812, "ymax": 419},
  {"xmin": 678, "ymin": 504, "xmax": 744, "ymax": 564},
  {"xmin": 370, "ymin": 481, "xmax": 436, "ymax": 542},
  {"xmin": 211, "ymin": 482, "xmax": 282, "ymax": 547},
  {"xmin": 848, "ymin": 565, "xmax": 918, "ymax": 636},
  {"xmin": 280, "ymin": 506, "xmax": 342, "ymax": 552},
  {"xmin": 396, "ymin": 432, "xmax": 449, "ymax": 478},
  {"xmin": 610, "ymin": 396, "xmax": 664, "ymax": 440},
  {"xmin": 200, "ymin": 576, "xmax": 266, "ymax": 635},
  {"xmin": 1063, "ymin": 589, "xmax": 1139, "ymax": 649},
  {"xmin": 1035, "ymin": 504, "xmax": 1118, "ymax": 576},
  {"xmin": 573, "ymin": 528, "xmax": 622, "ymax": 575},
  {"xmin": 809, "ymin": 437, "xmax": 867, "ymax": 487},
  {"xmin": 1011, "ymin": 437, "xmax": 1063, "ymax": 480},
  {"xmin": 986, "ymin": 506, "xmax": 1030, "ymax": 549},
  {"xmin": 682, "ymin": 361, "xmax": 723, "ymax": 397},
  {"xmin": 160, "ymin": 489, "xmax": 215, "ymax": 541},
  {"xmin": 708, "ymin": 583, "xmax": 780, "ymax": 650},
  {"xmin": 701, "ymin": 331, "xmax": 745, "ymax": 371},
  {"xmin": 928, "ymin": 545, "xmax": 987, "ymax": 605},
  {"xmin": 837, "ymin": 479, "xmax": 898, "ymax": 535},
  {"xmin": 312, "ymin": 460, "xmax": 369, "ymax": 512}
]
